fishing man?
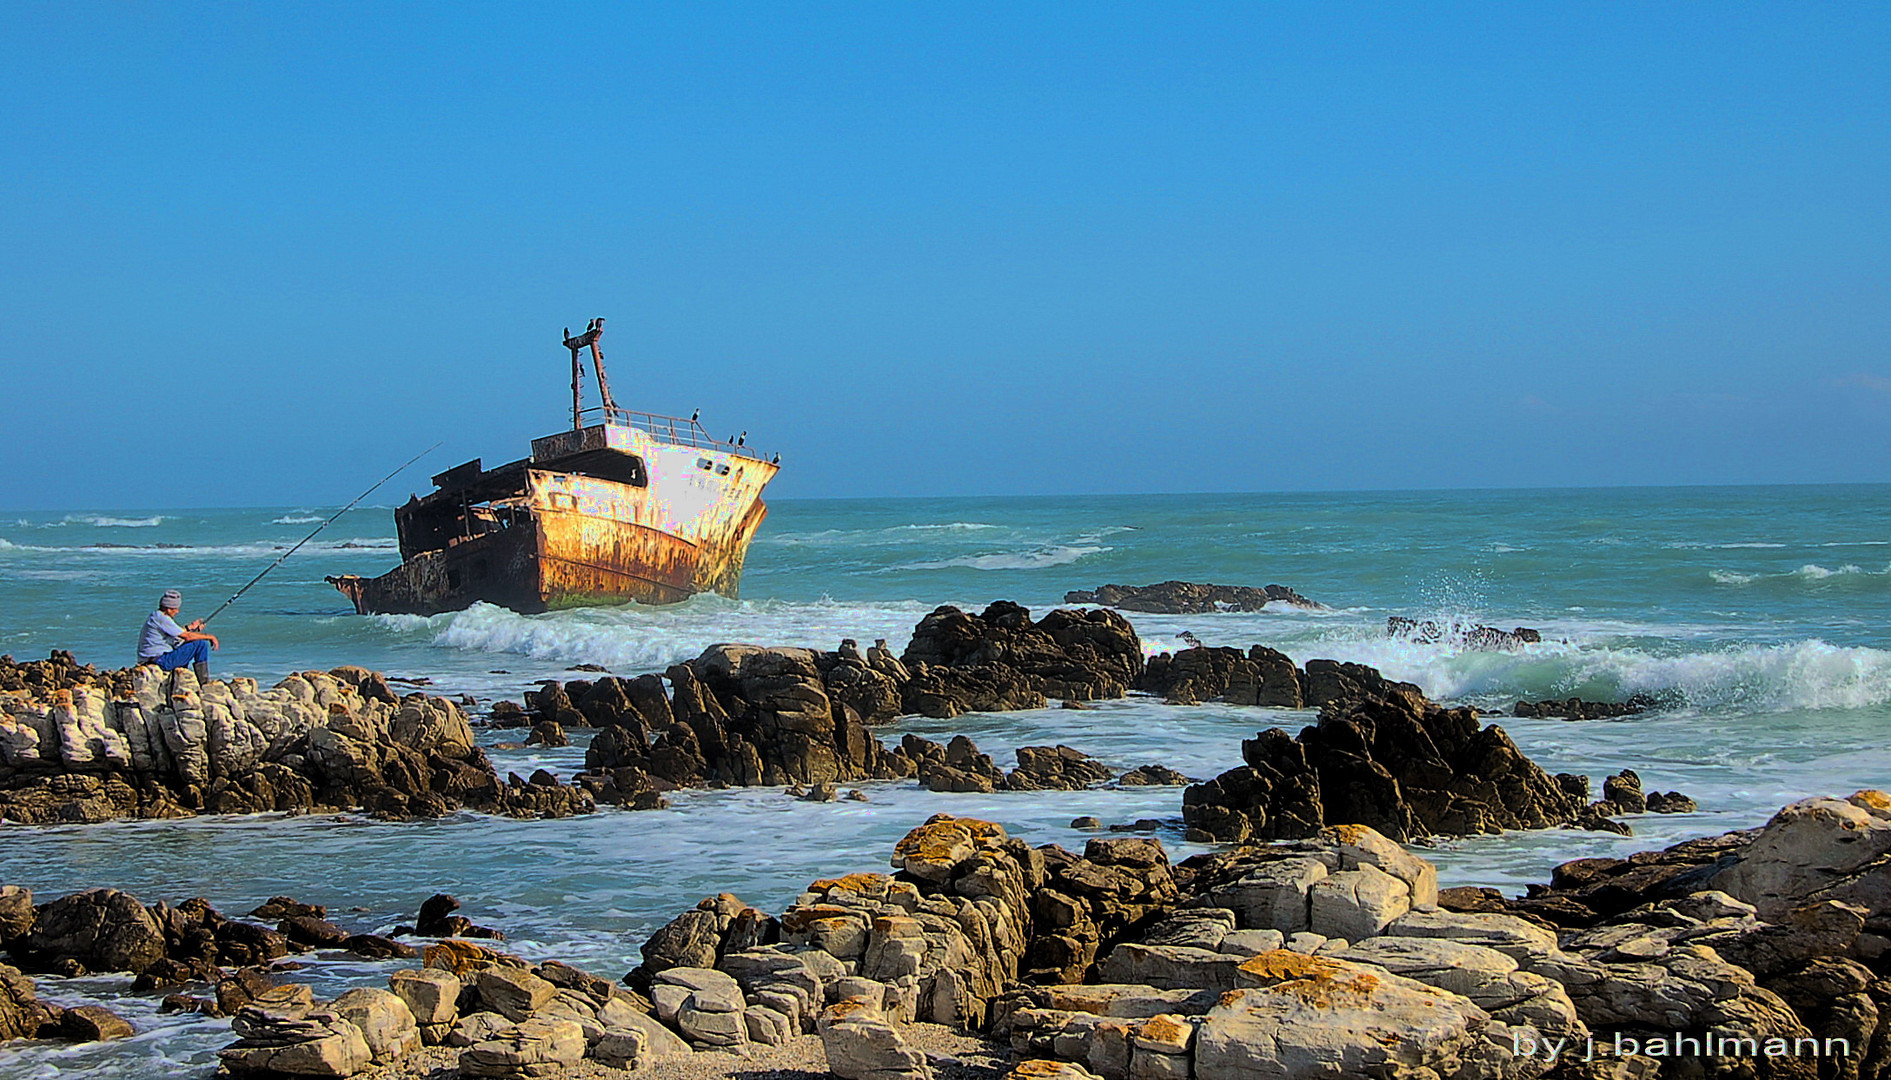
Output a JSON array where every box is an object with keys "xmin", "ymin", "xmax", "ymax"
[{"xmin": 138, "ymin": 589, "xmax": 219, "ymax": 682}]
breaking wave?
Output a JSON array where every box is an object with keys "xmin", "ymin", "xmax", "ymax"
[
  {"xmin": 386, "ymin": 598, "xmax": 938, "ymax": 674},
  {"xmin": 42, "ymin": 514, "xmax": 167, "ymax": 528},
  {"xmin": 1709, "ymin": 562, "xmax": 1891, "ymax": 588},
  {"xmin": 271, "ymin": 515, "xmax": 325, "ymax": 525},
  {"xmin": 895, "ymin": 544, "xmax": 1107, "ymax": 571},
  {"xmin": 1315, "ymin": 635, "xmax": 1891, "ymax": 714},
  {"xmin": 1791, "ymin": 563, "xmax": 1877, "ymax": 579},
  {"xmin": 762, "ymin": 522, "xmax": 1003, "ymax": 546}
]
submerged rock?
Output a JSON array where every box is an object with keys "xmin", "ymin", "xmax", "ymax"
[
  {"xmin": 1386, "ymin": 616, "xmax": 1543, "ymax": 650},
  {"xmin": 1117, "ymin": 765, "xmax": 1193, "ymax": 787},
  {"xmin": 1512, "ymin": 694, "xmax": 1657, "ymax": 720},
  {"xmin": 1065, "ymin": 582, "xmax": 1322, "ymax": 614}
]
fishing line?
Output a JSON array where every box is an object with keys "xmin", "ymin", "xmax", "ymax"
[{"xmin": 199, "ymin": 442, "xmax": 443, "ymax": 627}]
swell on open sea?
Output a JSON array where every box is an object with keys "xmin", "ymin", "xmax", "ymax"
[{"xmin": 3, "ymin": 486, "xmax": 1889, "ymax": 1077}]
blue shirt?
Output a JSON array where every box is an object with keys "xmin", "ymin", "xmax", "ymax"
[{"xmin": 139, "ymin": 611, "xmax": 186, "ymax": 659}]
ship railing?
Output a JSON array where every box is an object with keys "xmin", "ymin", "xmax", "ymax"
[{"xmin": 580, "ymin": 406, "xmax": 768, "ymax": 461}]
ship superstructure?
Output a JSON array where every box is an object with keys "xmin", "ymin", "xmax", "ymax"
[{"xmin": 328, "ymin": 319, "xmax": 778, "ymax": 615}]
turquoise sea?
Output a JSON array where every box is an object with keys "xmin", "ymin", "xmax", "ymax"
[{"xmin": 3, "ymin": 486, "xmax": 1889, "ymax": 1076}]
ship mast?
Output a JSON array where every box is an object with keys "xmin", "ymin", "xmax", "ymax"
[{"xmin": 561, "ymin": 317, "xmax": 613, "ymax": 430}]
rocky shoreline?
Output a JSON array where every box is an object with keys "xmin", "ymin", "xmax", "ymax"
[
  {"xmin": 0, "ymin": 652, "xmax": 591, "ymax": 826},
  {"xmin": 473, "ymin": 602, "xmax": 1681, "ymax": 840},
  {"xmin": 3, "ymin": 601, "xmax": 1688, "ymax": 840},
  {"xmin": 0, "ymin": 598, "xmax": 1752, "ymax": 1078},
  {"xmin": 2, "ymin": 792, "xmax": 1885, "ymax": 1079}
]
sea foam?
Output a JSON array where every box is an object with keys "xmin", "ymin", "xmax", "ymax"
[
  {"xmin": 895, "ymin": 544, "xmax": 1108, "ymax": 571},
  {"xmin": 1347, "ymin": 636, "xmax": 1891, "ymax": 713},
  {"xmin": 404, "ymin": 598, "xmax": 941, "ymax": 674}
]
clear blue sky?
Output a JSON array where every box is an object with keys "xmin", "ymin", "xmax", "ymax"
[{"xmin": 2, "ymin": 3, "xmax": 1886, "ymax": 508}]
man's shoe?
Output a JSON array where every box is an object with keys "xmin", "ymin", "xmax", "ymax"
[{"xmin": 193, "ymin": 660, "xmax": 210, "ymax": 685}]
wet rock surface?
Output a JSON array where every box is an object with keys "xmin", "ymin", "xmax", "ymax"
[
  {"xmin": 6, "ymin": 795, "xmax": 1884, "ymax": 1078},
  {"xmin": 543, "ymin": 605, "xmax": 1675, "ymax": 845},
  {"xmin": 575, "ymin": 603, "xmax": 1153, "ymax": 795},
  {"xmin": 1180, "ymin": 681, "xmax": 1642, "ymax": 843},
  {"xmin": 1064, "ymin": 581, "xmax": 1323, "ymax": 614},
  {"xmin": 0, "ymin": 886, "xmax": 441, "ymax": 997},
  {"xmin": 1387, "ymin": 616, "xmax": 1545, "ymax": 650},
  {"xmin": 902, "ymin": 603, "xmax": 1146, "ymax": 713},
  {"xmin": 0, "ymin": 654, "xmax": 591, "ymax": 825},
  {"xmin": 1512, "ymin": 695, "xmax": 1658, "ymax": 720}
]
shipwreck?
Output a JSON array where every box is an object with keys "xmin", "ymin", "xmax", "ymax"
[{"xmin": 327, "ymin": 319, "xmax": 779, "ymax": 615}]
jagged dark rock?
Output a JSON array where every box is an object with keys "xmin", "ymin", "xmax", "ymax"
[
  {"xmin": 1385, "ymin": 616, "xmax": 1544, "ymax": 650},
  {"xmin": 413, "ymin": 894, "xmax": 502, "ymax": 940},
  {"xmin": 900, "ymin": 602, "xmax": 1143, "ymax": 713},
  {"xmin": 898, "ymin": 736, "xmax": 1115, "ymax": 793},
  {"xmin": 1064, "ymin": 581, "xmax": 1322, "ymax": 613},
  {"xmin": 523, "ymin": 721, "xmax": 568, "ymax": 748},
  {"xmin": 577, "ymin": 644, "xmax": 919, "ymax": 791},
  {"xmin": 1140, "ymin": 645, "xmax": 1309, "ymax": 707},
  {"xmin": 1116, "ymin": 764, "xmax": 1193, "ymax": 787},
  {"xmin": 1182, "ymin": 677, "xmax": 1613, "ymax": 843},
  {"xmin": 1512, "ymin": 693, "xmax": 1657, "ymax": 719},
  {"xmin": 903, "ymin": 734, "xmax": 1007, "ymax": 793},
  {"xmin": 571, "ymin": 605, "xmax": 1143, "ymax": 791}
]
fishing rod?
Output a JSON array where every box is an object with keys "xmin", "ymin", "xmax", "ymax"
[{"xmin": 199, "ymin": 441, "xmax": 443, "ymax": 627}]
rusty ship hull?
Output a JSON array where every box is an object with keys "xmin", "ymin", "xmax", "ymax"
[{"xmin": 330, "ymin": 418, "xmax": 778, "ymax": 616}]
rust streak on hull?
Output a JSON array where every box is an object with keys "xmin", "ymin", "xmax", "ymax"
[{"xmin": 328, "ymin": 381, "xmax": 780, "ymax": 616}]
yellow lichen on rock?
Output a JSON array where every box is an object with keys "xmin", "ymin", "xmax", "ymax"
[
  {"xmin": 1235, "ymin": 950, "xmax": 1386, "ymax": 1009},
  {"xmin": 891, "ymin": 815, "xmax": 1008, "ymax": 878},
  {"xmin": 781, "ymin": 904, "xmax": 862, "ymax": 934},
  {"xmin": 1323, "ymin": 823, "xmax": 1373, "ymax": 844},
  {"xmin": 809, "ymin": 872, "xmax": 893, "ymax": 896},
  {"xmin": 1273, "ymin": 969, "xmax": 1384, "ymax": 1010},
  {"xmin": 823, "ymin": 995, "xmax": 880, "ymax": 1022},
  {"xmin": 1008, "ymin": 1059, "xmax": 1100, "ymax": 1080},
  {"xmin": 1236, "ymin": 949, "xmax": 1346, "ymax": 983},
  {"xmin": 423, "ymin": 939, "xmax": 511, "ymax": 975},
  {"xmin": 1134, "ymin": 1014, "xmax": 1191, "ymax": 1047},
  {"xmin": 1849, "ymin": 789, "xmax": 1891, "ymax": 812}
]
